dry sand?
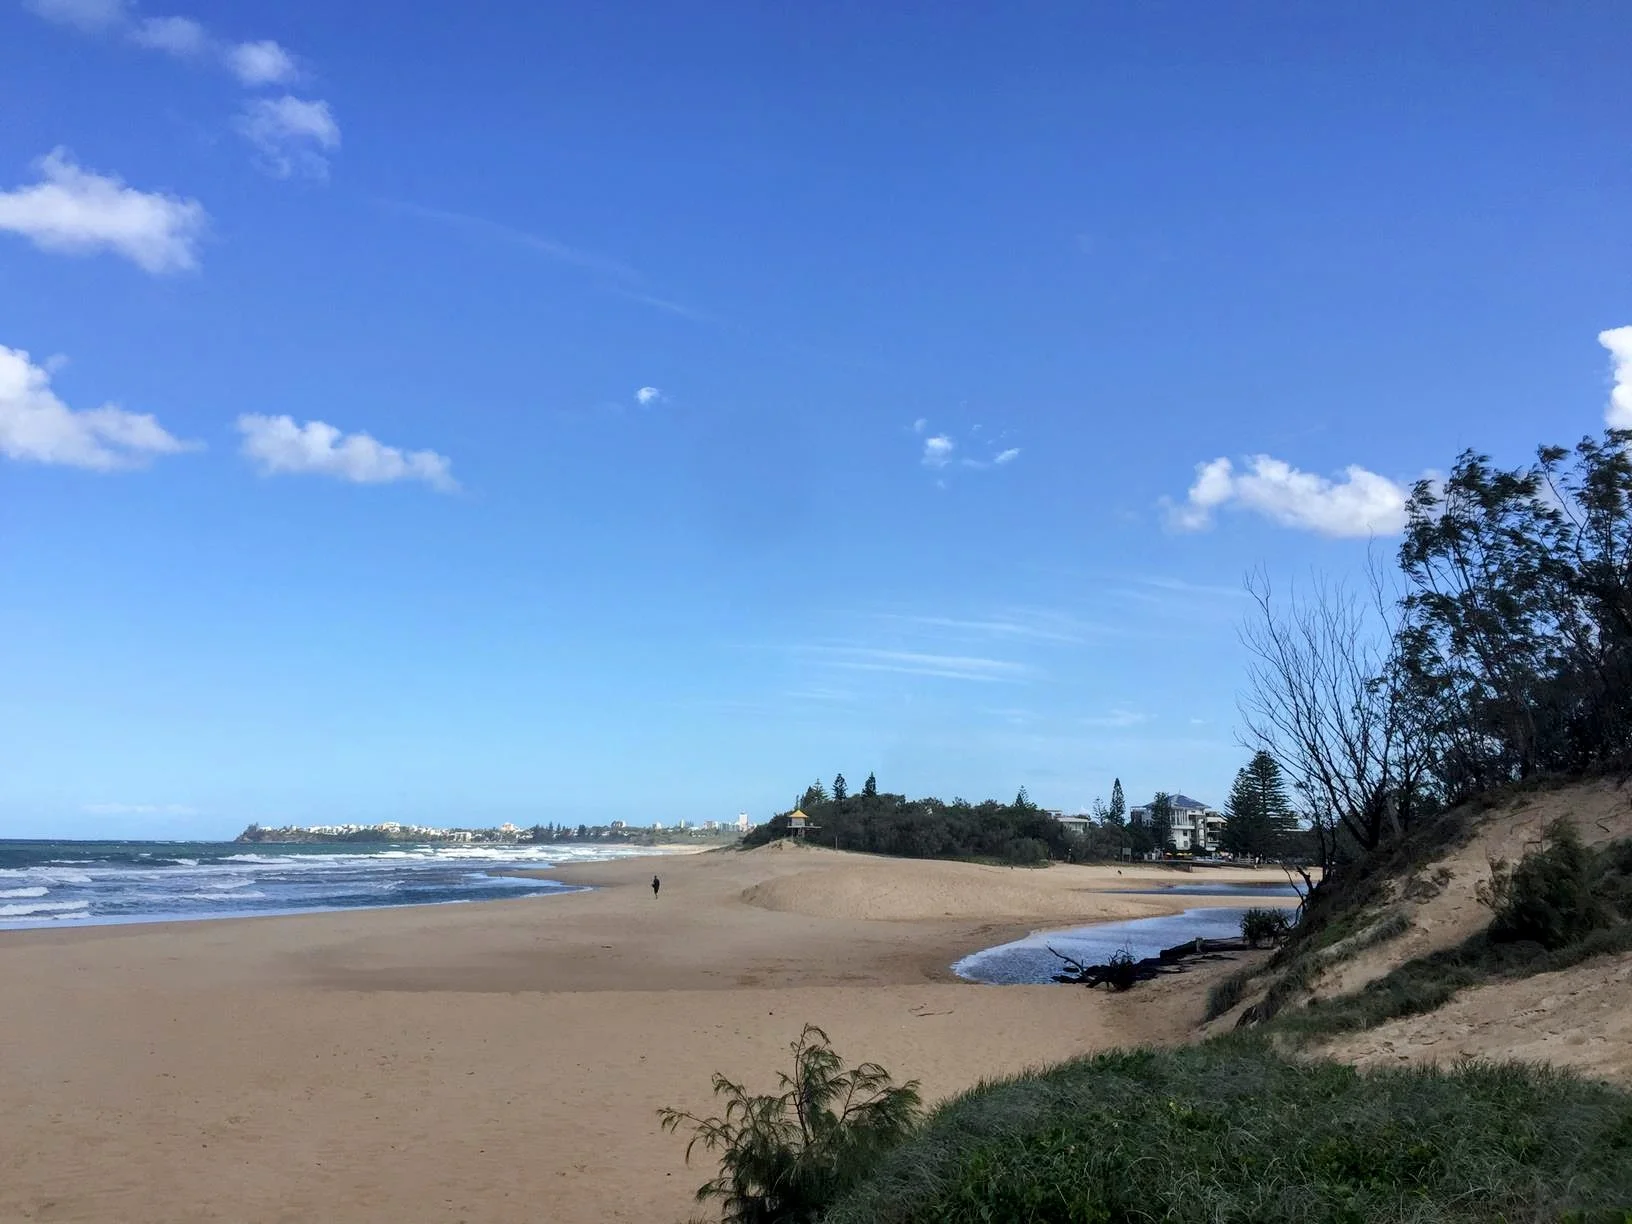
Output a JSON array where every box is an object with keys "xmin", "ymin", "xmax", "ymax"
[{"xmin": 0, "ymin": 846, "xmax": 1293, "ymax": 1224}]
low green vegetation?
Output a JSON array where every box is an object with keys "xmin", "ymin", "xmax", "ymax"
[
  {"xmin": 823, "ymin": 1042, "xmax": 1632, "ymax": 1224},
  {"xmin": 662, "ymin": 1032, "xmax": 1632, "ymax": 1224},
  {"xmin": 659, "ymin": 1025, "xmax": 921, "ymax": 1224},
  {"xmin": 1265, "ymin": 824, "xmax": 1632, "ymax": 1044}
]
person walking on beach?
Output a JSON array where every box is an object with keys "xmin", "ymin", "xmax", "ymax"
[{"xmin": 652, "ymin": 874, "xmax": 661, "ymax": 898}]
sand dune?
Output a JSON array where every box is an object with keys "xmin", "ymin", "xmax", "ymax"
[
  {"xmin": 1253, "ymin": 779, "xmax": 1632, "ymax": 1087},
  {"xmin": 1331, "ymin": 951, "xmax": 1632, "ymax": 1082},
  {"xmin": 0, "ymin": 844, "xmax": 1285, "ymax": 1223}
]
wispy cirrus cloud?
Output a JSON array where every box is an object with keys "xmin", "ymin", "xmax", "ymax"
[
  {"xmin": 0, "ymin": 148, "xmax": 207, "ymax": 273},
  {"xmin": 0, "ymin": 344, "xmax": 199, "ymax": 470},
  {"xmin": 803, "ymin": 646, "xmax": 1034, "ymax": 683},
  {"xmin": 1116, "ymin": 575, "xmax": 1250, "ymax": 602},
  {"xmin": 386, "ymin": 200, "xmax": 706, "ymax": 322},
  {"xmin": 237, "ymin": 414, "xmax": 457, "ymax": 492},
  {"xmin": 1163, "ymin": 454, "xmax": 1411, "ymax": 538},
  {"xmin": 869, "ymin": 610, "xmax": 1104, "ymax": 645},
  {"xmin": 1082, "ymin": 708, "xmax": 1151, "ymax": 729}
]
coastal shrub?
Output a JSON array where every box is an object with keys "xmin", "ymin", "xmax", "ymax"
[
  {"xmin": 1239, "ymin": 907, "xmax": 1290, "ymax": 946},
  {"xmin": 1481, "ymin": 820, "xmax": 1610, "ymax": 948},
  {"xmin": 658, "ymin": 1024, "xmax": 921, "ymax": 1224},
  {"xmin": 1003, "ymin": 837, "xmax": 1050, "ymax": 867},
  {"xmin": 822, "ymin": 1043, "xmax": 1632, "ymax": 1224}
]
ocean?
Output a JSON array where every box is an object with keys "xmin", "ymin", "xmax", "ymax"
[{"xmin": 0, "ymin": 839, "xmax": 649, "ymax": 930}]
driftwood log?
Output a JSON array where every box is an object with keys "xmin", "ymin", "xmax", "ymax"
[{"xmin": 1049, "ymin": 937, "xmax": 1254, "ymax": 990}]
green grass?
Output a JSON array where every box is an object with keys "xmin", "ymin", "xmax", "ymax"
[
  {"xmin": 822, "ymin": 1042, "xmax": 1632, "ymax": 1224},
  {"xmin": 1260, "ymin": 829, "xmax": 1632, "ymax": 1042},
  {"xmin": 1274, "ymin": 920, "xmax": 1632, "ymax": 1045},
  {"xmin": 1207, "ymin": 909, "xmax": 1415, "ymax": 1023}
]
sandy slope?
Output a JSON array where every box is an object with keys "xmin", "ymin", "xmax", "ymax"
[
  {"xmin": 1330, "ymin": 952, "xmax": 1632, "ymax": 1082},
  {"xmin": 0, "ymin": 846, "xmax": 1287, "ymax": 1224},
  {"xmin": 1298, "ymin": 780, "xmax": 1632, "ymax": 1084}
]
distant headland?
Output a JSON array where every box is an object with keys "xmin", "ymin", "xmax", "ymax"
[{"xmin": 234, "ymin": 819, "xmax": 748, "ymax": 846}]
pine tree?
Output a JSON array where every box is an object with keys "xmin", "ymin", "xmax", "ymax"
[
  {"xmin": 862, "ymin": 772, "xmax": 878, "ymax": 799},
  {"xmin": 1014, "ymin": 786, "xmax": 1033, "ymax": 811},
  {"xmin": 1223, "ymin": 750, "xmax": 1294, "ymax": 858},
  {"xmin": 1108, "ymin": 779, "xmax": 1126, "ymax": 825},
  {"xmin": 1149, "ymin": 792, "xmax": 1174, "ymax": 852},
  {"xmin": 833, "ymin": 774, "xmax": 848, "ymax": 802}
]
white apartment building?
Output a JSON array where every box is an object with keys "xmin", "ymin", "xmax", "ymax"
[{"xmin": 1130, "ymin": 794, "xmax": 1226, "ymax": 853}]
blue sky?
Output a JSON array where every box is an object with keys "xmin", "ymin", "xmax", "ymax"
[{"xmin": 1, "ymin": 1, "xmax": 1629, "ymax": 839}]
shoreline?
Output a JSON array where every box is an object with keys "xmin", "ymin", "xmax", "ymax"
[
  {"xmin": 0, "ymin": 845, "xmax": 1293, "ymax": 1222},
  {"xmin": 0, "ymin": 841, "xmax": 1300, "ymax": 946}
]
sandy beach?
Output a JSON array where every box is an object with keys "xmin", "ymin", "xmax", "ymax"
[{"xmin": 0, "ymin": 846, "xmax": 1295, "ymax": 1223}]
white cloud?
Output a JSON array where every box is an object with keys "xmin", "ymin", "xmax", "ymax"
[
  {"xmin": 635, "ymin": 386, "xmax": 663, "ymax": 406},
  {"xmin": 131, "ymin": 14, "xmax": 205, "ymax": 55},
  {"xmin": 236, "ymin": 96, "xmax": 340, "ymax": 179},
  {"xmin": 229, "ymin": 39, "xmax": 296, "ymax": 85},
  {"xmin": 237, "ymin": 414, "xmax": 457, "ymax": 492},
  {"xmin": 915, "ymin": 422, "xmax": 1019, "ymax": 473},
  {"xmin": 0, "ymin": 345, "xmax": 197, "ymax": 470},
  {"xmin": 922, "ymin": 434, "xmax": 955, "ymax": 468},
  {"xmin": 1165, "ymin": 454, "xmax": 1409, "ymax": 538},
  {"xmin": 28, "ymin": 1, "xmax": 306, "ymax": 90},
  {"xmin": 1600, "ymin": 326, "xmax": 1632, "ymax": 429},
  {"xmin": 24, "ymin": 0, "xmax": 126, "ymax": 31},
  {"xmin": 0, "ymin": 149, "xmax": 207, "ymax": 273}
]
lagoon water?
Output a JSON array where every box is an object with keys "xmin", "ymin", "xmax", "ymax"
[
  {"xmin": 0, "ymin": 839, "xmax": 646, "ymax": 930},
  {"xmin": 955, "ymin": 884, "xmax": 1299, "ymax": 985}
]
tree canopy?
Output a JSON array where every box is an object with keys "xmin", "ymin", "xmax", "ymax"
[
  {"xmin": 1223, "ymin": 751, "xmax": 1296, "ymax": 859},
  {"xmin": 745, "ymin": 777, "xmax": 1074, "ymax": 865}
]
